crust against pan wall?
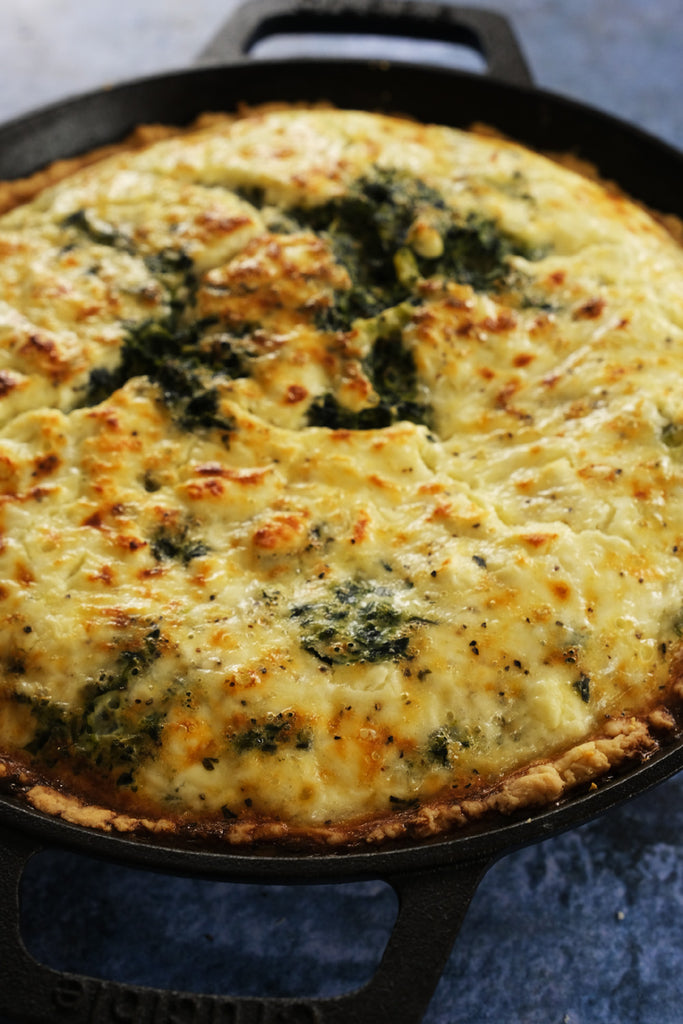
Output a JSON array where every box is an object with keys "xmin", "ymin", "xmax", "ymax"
[
  {"xmin": 0, "ymin": 105, "xmax": 682, "ymax": 848},
  {"xmin": 11, "ymin": 713, "xmax": 669, "ymax": 848}
]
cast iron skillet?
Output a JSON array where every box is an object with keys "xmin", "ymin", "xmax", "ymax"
[{"xmin": 1, "ymin": 3, "xmax": 682, "ymax": 1022}]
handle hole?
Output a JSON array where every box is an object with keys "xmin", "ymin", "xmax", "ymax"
[
  {"xmin": 251, "ymin": 31, "xmax": 487, "ymax": 72},
  {"xmin": 20, "ymin": 847, "xmax": 397, "ymax": 998}
]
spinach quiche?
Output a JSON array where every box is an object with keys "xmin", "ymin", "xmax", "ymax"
[{"xmin": 0, "ymin": 106, "xmax": 682, "ymax": 848}]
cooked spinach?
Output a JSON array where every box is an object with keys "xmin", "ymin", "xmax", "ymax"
[
  {"xmin": 62, "ymin": 208, "xmax": 133, "ymax": 252},
  {"xmin": 70, "ymin": 217, "xmax": 247, "ymax": 430},
  {"xmin": 154, "ymin": 361, "xmax": 236, "ymax": 435},
  {"xmin": 151, "ymin": 522, "xmax": 210, "ymax": 565},
  {"xmin": 306, "ymin": 393, "xmax": 394, "ymax": 430},
  {"xmin": 144, "ymin": 247, "xmax": 194, "ymax": 277},
  {"xmin": 63, "ymin": 210, "xmax": 195, "ymax": 288},
  {"xmin": 308, "ymin": 305, "xmax": 430, "ymax": 430},
  {"xmin": 307, "ymin": 333, "xmax": 429, "ymax": 430},
  {"xmin": 290, "ymin": 168, "xmax": 535, "ymax": 331},
  {"xmin": 86, "ymin": 312, "xmax": 235, "ymax": 399},
  {"xmin": 296, "ymin": 169, "xmax": 446, "ymax": 271},
  {"xmin": 234, "ymin": 184, "xmax": 267, "ymax": 208},
  {"xmin": 425, "ymin": 722, "xmax": 472, "ymax": 768},
  {"xmin": 293, "ymin": 169, "xmax": 444, "ymax": 328},
  {"xmin": 291, "ymin": 578, "xmax": 417, "ymax": 665},
  {"xmin": 72, "ymin": 691, "xmax": 165, "ymax": 782},
  {"xmin": 365, "ymin": 329, "xmax": 430, "ymax": 425},
  {"xmin": 232, "ymin": 713, "xmax": 312, "ymax": 755},
  {"xmin": 144, "ymin": 247, "xmax": 197, "ymax": 311},
  {"xmin": 426, "ymin": 211, "xmax": 529, "ymax": 292},
  {"xmin": 63, "ymin": 212, "xmax": 198, "ymax": 314},
  {"xmin": 85, "ymin": 313, "xmax": 237, "ymax": 438},
  {"xmin": 314, "ymin": 285, "xmax": 388, "ymax": 333},
  {"xmin": 22, "ymin": 626, "xmax": 169, "ymax": 782}
]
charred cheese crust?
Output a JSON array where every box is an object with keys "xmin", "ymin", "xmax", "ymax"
[{"xmin": 0, "ymin": 106, "xmax": 682, "ymax": 847}]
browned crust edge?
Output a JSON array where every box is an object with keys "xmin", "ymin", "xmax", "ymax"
[
  {"xmin": 0, "ymin": 698, "xmax": 679, "ymax": 850},
  {"xmin": 0, "ymin": 103, "xmax": 328, "ymax": 216}
]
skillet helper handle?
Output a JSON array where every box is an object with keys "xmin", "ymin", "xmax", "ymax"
[
  {"xmin": 0, "ymin": 825, "xmax": 491, "ymax": 1024},
  {"xmin": 321, "ymin": 857, "xmax": 494, "ymax": 1024},
  {"xmin": 198, "ymin": 0, "xmax": 533, "ymax": 87}
]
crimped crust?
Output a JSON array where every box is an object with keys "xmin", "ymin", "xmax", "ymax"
[{"xmin": 11, "ymin": 713, "xmax": 670, "ymax": 848}]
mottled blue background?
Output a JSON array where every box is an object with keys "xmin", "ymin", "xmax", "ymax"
[{"xmin": 1, "ymin": 2, "xmax": 682, "ymax": 1022}]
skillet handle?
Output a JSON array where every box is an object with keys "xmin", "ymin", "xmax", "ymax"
[
  {"xmin": 198, "ymin": 0, "xmax": 533, "ymax": 87},
  {"xmin": 0, "ymin": 822, "xmax": 493, "ymax": 1024},
  {"xmin": 326, "ymin": 856, "xmax": 494, "ymax": 1023}
]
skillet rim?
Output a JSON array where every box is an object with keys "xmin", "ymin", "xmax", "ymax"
[{"xmin": 0, "ymin": 56, "xmax": 681, "ymax": 211}]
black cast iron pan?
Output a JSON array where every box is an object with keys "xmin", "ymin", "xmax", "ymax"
[{"xmin": 1, "ymin": 3, "xmax": 682, "ymax": 1022}]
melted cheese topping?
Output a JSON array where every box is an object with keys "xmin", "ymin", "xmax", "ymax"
[{"xmin": 0, "ymin": 107, "xmax": 682, "ymax": 844}]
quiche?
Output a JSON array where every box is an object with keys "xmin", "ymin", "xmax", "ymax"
[{"xmin": 0, "ymin": 105, "xmax": 682, "ymax": 848}]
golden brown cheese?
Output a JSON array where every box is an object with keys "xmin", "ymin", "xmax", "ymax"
[{"xmin": 0, "ymin": 107, "xmax": 682, "ymax": 846}]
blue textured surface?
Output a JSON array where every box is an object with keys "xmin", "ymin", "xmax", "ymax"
[
  {"xmin": 10, "ymin": 771, "xmax": 683, "ymax": 1023},
  {"xmin": 0, "ymin": 3, "xmax": 682, "ymax": 1022}
]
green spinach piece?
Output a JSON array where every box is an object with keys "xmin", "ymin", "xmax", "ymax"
[
  {"xmin": 22, "ymin": 626, "xmax": 169, "ymax": 782},
  {"xmin": 308, "ymin": 306, "xmax": 430, "ymax": 431},
  {"xmin": 364, "ymin": 329, "xmax": 430, "ymax": 426},
  {"xmin": 306, "ymin": 393, "xmax": 394, "ymax": 431},
  {"xmin": 306, "ymin": 332, "xmax": 429, "ymax": 430},
  {"xmin": 425, "ymin": 211, "xmax": 532, "ymax": 292},
  {"xmin": 84, "ymin": 315, "xmax": 238, "ymax": 438},
  {"xmin": 151, "ymin": 523, "xmax": 210, "ymax": 565},
  {"xmin": 232, "ymin": 713, "xmax": 312, "ymax": 755},
  {"xmin": 62, "ymin": 209, "xmax": 133, "ymax": 252},
  {"xmin": 144, "ymin": 247, "xmax": 197, "ymax": 312},
  {"xmin": 63, "ymin": 211, "xmax": 196, "ymax": 301},
  {"xmin": 154, "ymin": 361, "xmax": 236, "ymax": 435},
  {"xmin": 70, "ymin": 217, "xmax": 247, "ymax": 423},
  {"xmin": 291, "ymin": 168, "xmax": 536, "ymax": 331},
  {"xmin": 291, "ymin": 578, "xmax": 416, "ymax": 665},
  {"xmin": 294, "ymin": 169, "xmax": 446, "ymax": 328},
  {"xmin": 425, "ymin": 722, "xmax": 472, "ymax": 768},
  {"xmin": 85, "ymin": 313, "xmax": 238, "ymax": 403}
]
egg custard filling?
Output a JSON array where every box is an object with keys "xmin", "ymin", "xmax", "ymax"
[{"xmin": 0, "ymin": 107, "xmax": 682, "ymax": 846}]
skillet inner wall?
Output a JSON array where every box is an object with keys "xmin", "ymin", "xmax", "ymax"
[{"xmin": 0, "ymin": 59, "xmax": 681, "ymax": 217}]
